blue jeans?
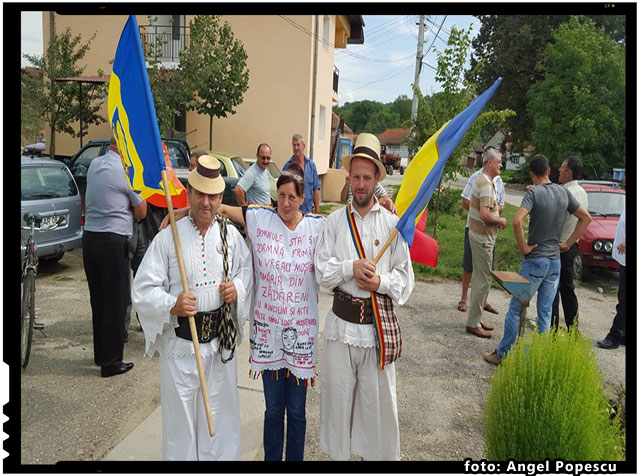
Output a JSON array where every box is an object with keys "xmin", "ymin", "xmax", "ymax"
[
  {"xmin": 497, "ymin": 257, "xmax": 561, "ymax": 358},
  {"xmin": 262, "ymin": 369, "xmax": 308, "ymax": 461}
]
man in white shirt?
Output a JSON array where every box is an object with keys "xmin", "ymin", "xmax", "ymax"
[
  {"xmin": 132, "ymin": 155, "xmax": 253, "ymax": 460},
  {"xmin": 235, "ymin": 143, "xmax": 272, "ymax": 206},
  {"xmin": 552, "ymin": 156, "xmax": 588, "ymax": 330},
  {"xmin": 465, "ymin": 148, "xmax": 508, "ymax": 338},
  {"xmin": 315, "ymin": 133, "xmax": 414, "ymax": 461},
  {"xmin": 458, "ymin": 147, "xmax": 505, "ymax": 314}
]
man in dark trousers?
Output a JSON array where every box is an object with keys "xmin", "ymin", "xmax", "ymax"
[
  {"xmin": 597, "ymin": 197, "xmax": 626, "ymax": 350},
  {"xmin": 83, "ymin": 135, "xmax": 147, "ymax": 377},
  {"xmin": 551, "ymin": 156, "xmax": 588, "ymax": 330},
  {"xmin": 483, "ymin": 154, "xmax": 591, "ymax": 365}
]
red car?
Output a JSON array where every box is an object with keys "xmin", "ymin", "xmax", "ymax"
[{"xmin": 574, "ymin": 182, "xmax": 625, "ymax": 280}]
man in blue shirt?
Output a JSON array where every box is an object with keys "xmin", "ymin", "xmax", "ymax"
[
  {"xmin": 282, "ymin": 133, "xmax": 320, "ymax": 214},
  {"xmin": 235, "ymin": 143, "xmax": 272, "ymax": 206}
]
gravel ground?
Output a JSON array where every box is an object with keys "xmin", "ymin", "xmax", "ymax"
[{"xmin": 16, "ymin": 246, "xmax": 625, "ymax": 465}]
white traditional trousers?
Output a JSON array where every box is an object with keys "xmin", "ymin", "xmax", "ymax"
[
  {"xmin": 319, "ymin": 338, "xmax": 400, "ymax": 461},
  {"xmin": 159, "ymin": 351, "xmax": 241, "ymax": 461}
]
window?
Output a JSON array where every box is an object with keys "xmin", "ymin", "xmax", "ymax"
[
  {"xmin": 586, "ymin": 192, "xmax": 625, "ymax": 216},
  {"xmin": 322, "ymin": 15, "xmax": 330, "ymax": 51},
  {"xmin": 172, "ymin": 15, "xmax": 181, "ymax": 41},
  {"xmin": 319, "ymin": 105, "xmax": 327, "ymax": 140},
  {"xmin": 21, "ymin": 165, "xmax": 78, "ymax": 201}
]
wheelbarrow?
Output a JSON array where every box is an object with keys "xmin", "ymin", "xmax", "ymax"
[{"xmin": 491, "ymin": 271, "xmax": 533, "ymax": 339}]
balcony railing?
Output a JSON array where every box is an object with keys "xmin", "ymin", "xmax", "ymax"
[
  {"xmin": 139, "ymin": 24, "xmax": 190, "ymax": 64},
  {"xmin": 333, "ymin": 65, "xmax": 339, "ymax": 94}
]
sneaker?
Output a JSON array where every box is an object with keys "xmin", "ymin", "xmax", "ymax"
[{"xmin": 483, "ymin": 349, "xmax": 502, "ymax": 366}]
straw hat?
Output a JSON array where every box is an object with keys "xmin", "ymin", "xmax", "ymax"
[
  {"xmin": 187, "ymin": 155, "xmax": 226, "ymax": 195},
  {"xmin": 341, "ymin": 132, "xmax": 387, "ymax": 181}
]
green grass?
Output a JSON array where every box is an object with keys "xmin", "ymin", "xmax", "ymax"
[{"xmin": 413, "ymin": 200, "xmax": 524, "ymax": 282}]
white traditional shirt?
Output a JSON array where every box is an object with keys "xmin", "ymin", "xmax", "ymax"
[
  {"xmin": 314, "ymin": 199, "xmax": 415, "ymax": 348},
  {"xmin": 245, "ymin": 204, "xmax": 325, "ymax": 380},
  {"xmin": 132, "ymin": 213, "xmax": 253, "ymax": 359},
  {"xmin": 559, "ymin": 180, "xmax": 589, "ymax": 243}
]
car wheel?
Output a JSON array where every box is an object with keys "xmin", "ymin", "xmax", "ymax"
[
  {"xmin": 385, "ymin": 165, "xmax": 393, "ymax": 176},
  {"xmin": 572, "ymin": 254, "xmax": 583, "ymax": 282},
  {"xmin": 399, "ymin": 166, "xmax": 405, "ymax": 175}
]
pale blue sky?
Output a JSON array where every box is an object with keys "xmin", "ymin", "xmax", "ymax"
[
  {"xmin": 21, "ymin": 12, "xmax": 479, "ymax": 104},
  {"xmin": 334, "ymin": 14, "xmax": 479, "ymax": 104}
]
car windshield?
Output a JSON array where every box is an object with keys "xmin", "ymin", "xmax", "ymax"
[
  {"xmin": 268, "ymin": 162, "xmax": 281, "ymax": 178},
  {"xmin": 231, "ymin": 157, "xmax": 248, "ymax": 176},
  {"xmin": 22, "ymin": 164, "xmax": 78, "ymax": 201},
  {"xmin": 586, "ymin": 192, "xmax": 625, "ymax": 216}
]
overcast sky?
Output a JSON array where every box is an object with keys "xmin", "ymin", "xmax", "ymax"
[{"xmin": 20, "ymin": 12, "xmax": 478, "ymax": 104}]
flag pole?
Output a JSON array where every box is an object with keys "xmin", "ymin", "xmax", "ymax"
[
  {"xmin": 374, "ymin": 229, "xmax": 399, "ymax": 264},
  {"xmin": 161, "ymin": 170, "xmax": 216, "ymax": 437}
]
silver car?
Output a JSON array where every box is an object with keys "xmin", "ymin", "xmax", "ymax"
[{"xmin": 21, "ymin": 156, "xmax": 83, "ymax": 262}]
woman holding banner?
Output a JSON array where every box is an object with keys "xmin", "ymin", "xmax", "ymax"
[{"xmin": 168, "ymin": 161, "xmax": 325, "ymax": 461}]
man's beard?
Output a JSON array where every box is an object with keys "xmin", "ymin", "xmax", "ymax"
[{"xmin": 352, "ymin": 188, "xmax": 374, "ymax": 208}]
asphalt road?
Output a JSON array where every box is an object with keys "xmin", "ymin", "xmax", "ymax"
[{"xmin": 17, "ymin": 236, "xmax": 625, "ymax": 465}]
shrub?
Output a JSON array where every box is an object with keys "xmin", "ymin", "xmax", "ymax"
[
  {"xmin": 485, "ymin": 328, "xmax": 624, "ymax": 461},
  {"xmin": 427, "ymin": 187, "xmax": 461, "ymax": 215}
]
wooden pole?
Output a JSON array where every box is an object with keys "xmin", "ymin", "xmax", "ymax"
[
  {"xmin": 161, "ymin": 170, "xmax": 215, "ymax": 437},
  {"xmin": 373, "ymin": 228, "xmax": 399, "ymax": 264}
]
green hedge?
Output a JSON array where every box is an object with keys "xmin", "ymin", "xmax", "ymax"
[{"xmin": 485, "ymin": 328, "xmax": 624, "ymax": 461}]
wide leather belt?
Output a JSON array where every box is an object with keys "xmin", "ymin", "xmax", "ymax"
[
  {"xmin": 332, "ymin": 288, "xmax": 373, "ymax": 325},
  {"xmin": 176, "ymin": 309, "xmax": 223, "ymax": 343}
]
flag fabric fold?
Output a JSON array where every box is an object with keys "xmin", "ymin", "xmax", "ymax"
[
  {"xmin": 108, "ymin": 15, "xmax": 185, "ymax": 208},
  {"xmin": 395, "ymin": 78, "xmax": 503, "ymax": 250}
]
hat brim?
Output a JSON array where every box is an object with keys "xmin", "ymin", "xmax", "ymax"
[
  {"xmin": 342, "ymin": 153, "xmax": 387, "ymax": 181},
  {"xmin": 188, "ymin": 169, "xmax": 226, "ymax": 195}
]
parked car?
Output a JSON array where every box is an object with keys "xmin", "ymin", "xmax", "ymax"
[
  {"xmin": 68, "ymin": 137, "xmax": 191, "ymax": 202},
  {"xmin": 241, "ymin": 157, "xmax": 281, "ymax": 205},
  {"xmin": 21, "ymin": 155, "xmax": 83, "ymax": 262},
  {"xmin": 174, "ymin": 152, "xmax": 249, "ymax": 206},
  {"xmin": 23, "ymin": 138, "xmax": 46, "ymax": 156},
  {"xmin": 574, "ymin": 182, "xmax": 625, "ymax": 281}
]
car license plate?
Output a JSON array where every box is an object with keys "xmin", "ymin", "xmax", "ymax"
[{"xmin": 42, "ymin": 215, "xmax": 67, "ymax": 229}]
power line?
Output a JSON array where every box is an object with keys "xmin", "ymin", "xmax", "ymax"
[
  {"xmin": 278, "ymin": 15, "xmax": 414, "ymax": 64},
  {"xmin": 340, "ymin": 62, "xmax": 415, "ymax": 95}
]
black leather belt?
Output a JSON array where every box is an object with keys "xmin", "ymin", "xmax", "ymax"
[
  {"xmin": 175, "ymin": 309, "xmax": 223, "ymax": 343},
  {"xmin": 332, "ymin": 289, "xmax": 373, "ymax": 325}
]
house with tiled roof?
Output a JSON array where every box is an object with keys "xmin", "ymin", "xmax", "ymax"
[{"xmin": 378, "ymin": 128, "xmax": 411, "ymax": 159}]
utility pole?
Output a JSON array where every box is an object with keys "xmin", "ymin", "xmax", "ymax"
[{"xmin": 410, "ymin": 15, "xmax": 425, "ymax": 122}]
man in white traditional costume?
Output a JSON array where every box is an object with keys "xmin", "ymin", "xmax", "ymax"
[
  {"xmin": 132, "ymin": 155, "xmax": 253, "ymax": 461},
  {"xmin": 315, "ymin": 133, "xmax": 415, "ymax": 461}
]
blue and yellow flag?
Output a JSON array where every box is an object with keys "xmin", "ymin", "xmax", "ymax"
[
  {"xmin": 108, "ymin": 15, "xmax": 186, "ymax": 208},
  {"xmin": 395, "ymin": 77, "xmax": 503, "ymax": 248}
]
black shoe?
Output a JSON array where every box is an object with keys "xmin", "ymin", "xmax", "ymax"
[
  {"xmin": 101, "ymin": 362, "xmax": 134, "ymax": 378},
  {"xmin": 596, "ymin": 337, "xmax": 619, "ymax": 350}
]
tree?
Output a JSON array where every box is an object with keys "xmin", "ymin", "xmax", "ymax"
[
  {"xmin": 527, "ymin": 16, "xmax": 625, "ymax": 178},
  {"xmin": 390, "ymin": 95, "xmax": 412, "ymax": 126},
  {"xmin": 23, "ymin": 25, "xmax": 104, "ymax": 157},
  {"xmin": 179, "ymin": 15, "xmax": 249, "ymax": 149},
  {"xmin": 467, "ymin": 15, "xmax": 625, "ymax": 148},
  {"xmin": 409, "ymin": 25, "xmax": 515, "ymax": 238},
  {"xmin": 143, "ymin": 17, "xmax": 193, "ymax": 138},
  {"xmin": 364, "ymin": 109, "xmax": 401, "ymax": 135},
  {"xmin": 21, "ymin": 68, "xmax": 45, "ymax": 146}
]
